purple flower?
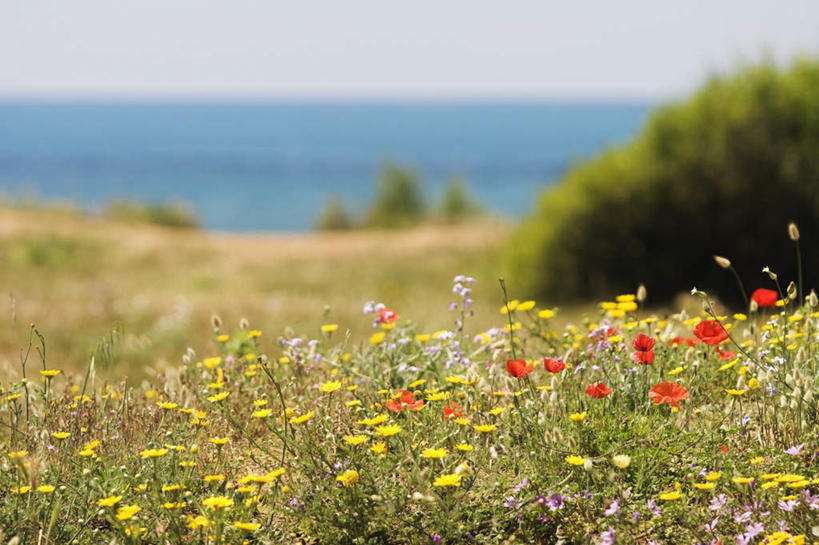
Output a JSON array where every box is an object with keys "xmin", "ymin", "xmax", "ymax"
[
  {"xmin": 778, "ymin": 499, "xmax": 799, "ymax": 512},
  {"xmin": 599, "ymin": 527, "xmax": 616, "ymax": 545},
  {"xmin": 704, "ymin": 517, "xmax": 719, "ymax": 532},
  {"xmin": 646, "ymin": 499, "xmax": 662, "ymax": 517},
  {"xmin": 432, "ymin": 533, "xmax": 442, "ymax": 545},
  {"xmin": 545, "ymin": 494, "xmax": 565, "ymax": 511},
  {"xmin": 803, "ymin": 490, "xmax": 819, "ymax": 510},
  {"xmin": 709, "ymin": 494, "xmax": 728, "ymax": 512},
  {"xmin": 503, "ymin": 496, "xmax": 518, "ymax": 509},
  {"xmin": 784, "ymin": 444, "xmax": 804, "ymax": 456},
  {"xmin": 512, "ymin": 478, "xmax": 529, "ymax": 493},
  {"xmin": 604, "ymin": 499, "xmax": 620, "ymax": 517}
]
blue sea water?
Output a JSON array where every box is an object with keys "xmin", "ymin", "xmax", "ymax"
[{"xmin": 0, "ymin": 101, "xmax": 650, "ymax": 231}]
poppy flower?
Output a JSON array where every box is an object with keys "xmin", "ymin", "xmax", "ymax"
[
  {"xmin": 693, "ymin": 320, "xmax": 728, "ymax": 346},
  {"xmin": 751, "ymin": 288, "xmax": 778, "ymax": 308},
  {"xmin": 385, "ymin": 390, "xmax": 424, "ymax": 412},
  {"xmin": 585, "ymin": 383, "xmax": 612, "ymax": 399},
  {"xmin": 633, "ymin": 350, "xmax": 655, "ymax": 365},
  {"xmin": 669, "ymin": 336, "xmax": 699, "ymax": 348},
  {"xmin": 543, "ymin": 357, "xmax": 566, "ymax": 373},
  {"xmin": 506, "ymin": 359, "xmax": 534, "ymax": 379},
  {"xmin": 716, "ymin": 348, "xmax": 736, "ymax": 361},
  {"xmin": 442, "ymin": 402, "xmax": 463, "ymax": 420},
  {"xmin": 632, "ymin": 333, "xmax": 655, "ymax": 352},
  {"xmin": 377, "ymin": 308, "xmax": 399, "ymax": 324},
  {"xmin": 648, "ymin": 381, "xmax": 689, "ymax": 407}
]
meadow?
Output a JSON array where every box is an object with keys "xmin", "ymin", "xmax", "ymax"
[{"xmin": 0, "ymin": 211, "xmax": 816, "ymax": 544}]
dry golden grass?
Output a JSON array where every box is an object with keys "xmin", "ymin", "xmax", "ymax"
[{"xmin": 0, "ymin": 207, "xmax": 511, "ymax": 375}]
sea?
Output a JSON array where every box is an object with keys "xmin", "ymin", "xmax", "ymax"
[{"xmin": 0, "ymin": 101, "xmax": 651, "ymax": 231}]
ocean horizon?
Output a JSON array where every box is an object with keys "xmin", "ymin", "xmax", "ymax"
[{"xmin": 0, "ymin": 100, "xmax": 651, "ymax": 231}]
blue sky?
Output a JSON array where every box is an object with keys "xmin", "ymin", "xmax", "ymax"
[{"xmin": 1, "ymin": 1, "xmax": 817, "ymax": 99}]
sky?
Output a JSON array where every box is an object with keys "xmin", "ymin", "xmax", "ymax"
[{"xmin": 1, "ymin": 1, "xmax": 818, "ymax": 100}]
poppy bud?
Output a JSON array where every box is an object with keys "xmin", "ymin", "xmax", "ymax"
[
  {"xmin": 211, "ymin": 314, "xmax": 222, "ymax": 329},
  {"xmin": 239, "ymin": 318, "xmax": 249, "ymax": 330},
  {"xmin": 713, "ymin": 255, "xmax": 731, "ymax": 269},
  {"xmin": 636, "ymin": 284, "xmax": 647, "ymax": 303},
  {"xmin": 788, "ymin": 222, "xmax": 800, "ymax": 241},
  {"xmin": 786, "ymin": 282, "xmax": 797, "ymax": 301},
  {"xmin": 749, "ymin": 300, "xmax": 759, "ymax": 313},
  {"xmin": 808, "ymin": 291, "xmax": 818, "ymax": 308}
]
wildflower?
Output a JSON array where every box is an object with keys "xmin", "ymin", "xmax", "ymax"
[
  {"xmin": 320, "ymin": 324, "xmax": 338, "ymax": 334},
  {"xmin": 604, "ymin": 499, "xmax": 620, "ymax": 516},
  {"xmin": 187, "ymin": 515, "xmax": 209, "ymax": 529},
  {"xmin": 585, "ymin": 383, "xmax": 612, "ymax": 399},
  {"xmin": 116, "ymin": 504, "xmax": 141, "ymax": 521},
  {"xmin": 157, "ymin": 401, "xmax": 178, "ymax": 410},
  {"xmin": 693, "ymin": 320, "xmax": 728, "ymax": 345},
  {"xmin": 543, "ymin": 357, "xmax": 566, "ymax": 373},
  {"xmin": 732, "ymin": 476, "xmax": 754, "ymax": 485},
  {"xmin": 140, "ymin": 448, "xmax": 168, "ymax": 459},
  {"xmin": 39, "ymin": 369, "xmax": 62, "ymax": 378},
  {"xmin": 357, "ymin": 413, "xmax": 389, "ymax": 427},
  {"xmin": 36, "ymin": 485, "xmax": 55, "ymax": 493},
  {"xmin": 432, "ymin": 473, "xmax": 462, "ymax": 488},
  {"xmin": 565, "ymin": 455, "xmax": 586, "ymax": 466},
  {"xmin": 751, "ymin": 288, "xmax": 778, "ymax": 308},
  {"xmin": 375, "ymin": 424, "xmax": 402, "ymax": 437},
  {"xmin": 336, "ymin": 469, "xmax": 359, "ymax": 486},
  {"xmin": 203, "ymin": 495, "xmax": 234, "ymax": 510},
  {"xmin": 442, "ymin": 401, "xmax": 463, "ymax": 420},
  {"xmin": 455, "ymin": 443, "xmax": 473, "ymax": 452},
  {"xmin": 9, "ymin": 450, "xmax": 28, "ymax": 459},
  {"xmin": 386, "ymin": 390, "xmax": 424, "ymax": 412},
  {"xmin": 319, "ymin": 381, "xmax": 342, "ymax": 394},
  {"xmin": 705, "ymin": 471, "xmax": 721, "ymax": 481},
  {"xmin": 376, "ymin": 308, "xmax": 398, "ymax": 324},
  {"xmin": 289, "ymin": 411, "xmax": 314, "ymax": 425},
  {"xmin": 569, "ymin": 411, "xmax": 587, "ymax": 422},
  {"xmin": 611, "ymin": 454, "xmax": 631, "ymax": 469},
  {"xmin": 233, "ymin": 521, "xmax": 262, "ymax": 532},
  {"xmin": 632, "ymin": 333, "xmax": 656, "ymax": 364},
  {"xmin": 370, "ymin": 442, "xmax": 387, "ymax": 455},
  {"xmin": 208, "ymin": 437, "xmax": 230, "ymax": 446},
  {"xmin": 207, "ymin": 391, "xmax": 230, "ymax": 403},
  {"xmin": 784, "ymin": 444, "xmax": 804, "ymax": 456},
  {"xmin": 12, "ymin": 485, "xmax": 31, "ymax": 494},
  {"xmin": 693, "ymin": 482, "xmax": 716, "ymax": 490},
  {"xmin": 98, "ymin": 495, "xmax": 123, "ymax": 507},
  {"xmin": 506, "ymin": 359, "xmax": 534, "ymax": 378},
  {"xmin": 343, "ymin": 434, "xmax": 368, "ymax": 446},
  {"xmin": 370, "ymin": 332, "xmax": 386, "ymax": 345},
  {"xmin": 725, "ymin": 388, "xmax": 748, "ymax": 397},
  {"xmin": 649, "ymin": 381, "xmax": 689, "ymax": 408},
  {"xmin": 420, "ymin": 448, "xmax": 448, "ymax": 459},
  {"xmin": 251, "ymin": 408, "xmax": 273, "ymax": 419},
  {"xmin": 473, "ymin": 424, "xmax": 497, "ymax": 433},
  {"xmin": 658, "ymin": 491, "xmax": 682, "ymax": 501}
]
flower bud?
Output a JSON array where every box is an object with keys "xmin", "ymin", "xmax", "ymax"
[
  {"xmin": 762, "ymin": 267, "xmax": 777, "ymax": 281},
  {"xmin": 786, "ymin": 282, "xmax": 797, "ymax": 300},
  {"xmin": 637, "ymin": 284, "xmax": 647, "ymax": 303},
  {"xmin": 749, "ymin": 300, "xmax": 759, "ymax": 313},
  {"xmin": 713, "ymin": 255, "xmax": 731, "ymax": 269},
  {"xmin": 788, "ymin": 222, "xmax": 800, "ymax": 241}
]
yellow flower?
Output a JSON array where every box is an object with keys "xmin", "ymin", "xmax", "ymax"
[
  {"xmin": 39, "ymin": 369, "xmax": 62, "ymax": 378},
  {"xmin": 97, "ymin": 495, "xmax": 123, "ymax": 507},
  {"xmin": 336, "ymin": 469, "xmax": 359, "ymax": 487},
  {"xmin": 538, "ymin": 308, "xmax": 557, "ymax": 319},
  {"xmin": 749, "ymin": 456, "xmax": 765, "ymax": 465},
  {"xmin": 432, "ymin": 473, "xmax": 462, "ymax": 488},
  {"xmin": 140, "ymin": 448, "xmax": 168, "ymax": 459},
  {"xmin": 343, "ymin": 434, "xmax": 368, "ymax": 446},
  {"xmin": 207, "ymin": 391, "xmax": 230, "ymax": 403},
  {"xmin": 202, "ymin": 495, "xmax": 234, "ymax": 510},
  {"xmin": 658, "ymin": 491, "xmax": 682, "ymax": 501},
  {"xmin": 357, "ymin": 413, "xmax": 389, "ymax": 427},
  {"xmin": 8, "ymin": 450, "xmax": 28, "ymax": 459},
  {"xmin": 203, "ymin": 356, "xmax": 221, "ymax": 369},
  {"xmin": 500, "ymin": 300, "xmax": 519, "ymax": 314},
  {"xmin": 516, "ymin": 300, "xmax": 536, "ymax": 312},
  {"xmin": 12, "ymin": 485, "xmax": 31, "ymax": 494},
  {"xmin": 668, "ymin": 366, "xmax": 685, "ymax": 376},
  {"xmin": 161, "ymin": 484, "xmax": 183, "ymax": 493},
  {"xmin": 446, "ymin": 375, "xmax": 471, "ymax": 385},
  {"xmin": 732, "ymin": 476, "xmax": 754, "ymax": 485},
  {"xmin": 455, "ymin": 443, "xmax": 474, "ymax": 452},
  {"xmin": 415, "ymin": 334, "xmax": 431, "ymax": 343},
  {"xmin": 487, "ymin": 407, "xmax": 506, "ymax": 416},
  {"xmin": 568, "ymin": 412, "xmax": 587, "ymax": 422},
  {"xmin": 253, "ymin": 399, "xmax": 268, "ymax": 407},
  {"xmin": 473, "ymin": 424, "xmax": 496, "ymax": 433},
  {"xmin": 208, "ymin": 437, "xmax": 230, "ymax": 446},
  {"xmin": 116, "ymin": 504, "xmax": 141, "ymax": 521},
  {"xmin": 565, "ymin": 455, "xmax": 586, "ymax": 466},
  {"xmin": 36, "ymin": 484, "xmax": 55, "ymax": 494},
  {"xmin": 157, "ymin": 401, "xmax": 178, "ymax": 410},
  {"xmin": 426, "ymin": 391, "xmax": 451, "ymax": 402},
  {"xmin": 370, "ymin": 442, "xmax": 387, "ymax": 455},
  {"xmin": 321, "ymin": 324, "xmax": 338, "ymax": 334},
  {"xmin": 319, "ymin": 381, "xmax": 342, "ymax": 394},
  {"xmin": 420, "ymin": 448, "xmax": 447, "ymax": 459},
  {"xmin": 693, "ymin": 482, "xmax": 716, "ymax": 490},
  {"xmin": 370, "ymin": 332, "xmax": 386, "ymax": 345},
  {"xmin": 187, "ymin": 515, "xmax": 210, "ymax": 529},
  {"xmin": 251, "ymin": 408, "xmax": 273, "ymax": 419},
  {"xmin": 233, "ymin": 521, "xmax": 262, "ymax": 532},
  {"xmin": 216, "ymin": 334, "xmax": 230, "ymax": 343},
  {"xmin": 725, "ymin": 389, "xmax": 748, "ymax": 397},
  {"xmin": 289, "ymin": 411, "xmax": 314, "ymax": 425},
  {"xmin": 162, "ymin": 501, "xmax": 186, "ymax": 510},
  {"xmin": 705, "ymin": 471, "xmax": 721, "ymax": 482},
  {"xmin": 375, "ymin": 424, "xmax": 402, "ymax": 437}
]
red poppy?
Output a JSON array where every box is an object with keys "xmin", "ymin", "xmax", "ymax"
[
  {"xmin": 633, "ymin": 350, "xmax": 655, "ymax": 365},
  {"xmin": 751, "ymin": 288, "xmax": 778, "ymax": 308},
  {"xmin": 716, "ymin": 348, "xmax": 736, "ymax": 361},
  {"xmin": 442, "ymin": 401, "xmax": 463, "ymax": 420},
  {"xmin": 543, "ymin": 357, "xmax": 566, "ymax": 373},
  {"xmin": 693, "ymin": 320, "xmax": 728, "ymax": 346},
  {"xmin": 719, "ymin": 444, "xmax": 730, "ymax": 454},
  {"xmin": 506, "ymin": 359, "xmax": 534, "ymax": 378},
  {"xmin": 585, "ymin": 382, "xmax": 612, "ymax": 399},
  {"xmin": 669, "ymin": 336, "xmax": 699, "ymax": 348},
  {"xmin": 632, "ymin": 333, "xmax": 656, "ymax": 352},
  {"xmin": 377, "ymin": 308, "xmax": 399, "ymax": 324},
  {"xmin": 385, "ymin": 390, "xmax": 424, "ymax": 412},
  {"xmin": 648, "ymin": 381, "xmax": 689, "ymax": 407}
]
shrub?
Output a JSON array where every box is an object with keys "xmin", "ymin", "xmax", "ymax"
[
  {"xmin": 104, "ymin": 200, "xmax": 199, "ymax": 229},
  {"xmin": 507, "ymin": 59, "xmax": 819, "ymax": 304},
  {"xmin": 315, "ymin": 195, "xmax": 354, "ymax": 231},
  {"xmin": 365, "ymin": 163, "xmax": 426, "ymax": 228},
  {"xmin": 439, "ymin": 176, "xmax": 480, "ymax": 222}
]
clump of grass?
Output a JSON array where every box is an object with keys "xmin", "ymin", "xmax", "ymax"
[
  {"xmin": 0, "ymin": 228, "xmax": 816, "ymax": 543},
  {"xmin": 103, "ymin": 200, "xmax": 199, "ymax": 229}
]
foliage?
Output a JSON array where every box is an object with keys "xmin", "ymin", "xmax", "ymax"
[
  {"xmin": 104, "ymin": 200, "xmax": 200, "ymax": 229},
  {"xmin": 508, "ymin": 59, "xmax": 819, "ymax": 303},
  {"xmin": 1, "ymin": 270, "xmax": 816, "ymax": 543},
  {"xmin": 365, "ymin": 164, "xmax": 427, "ymax": 228},
  {"xmin": 439, "ymin": 177, "xmax": 480, "ymax": 222},
  {"xmin": 315, "ymin": 195, "xmax": 355, "ymax": 231}
]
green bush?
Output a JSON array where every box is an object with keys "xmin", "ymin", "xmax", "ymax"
[
  {"xmin": 103, "ymin": 200, "xmax": 199, "ymax": 229},
  {"xmin": 365, "ymin": 163, "xmax": 426, "ymax": 228},
  {"xmin": 508, "ymin": 59, "xmax": 819, "ymax": 304},
  {"xmin": 315, "ymin": 195, "xmax": 354, "ymax": 231},
  {"xmin": 439, "ymin": 176, "xmax": 480, "ymax": 222}
]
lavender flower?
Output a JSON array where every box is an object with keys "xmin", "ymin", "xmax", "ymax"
[{"xmin": 604, "ymin": 499, "xmax": 620, "ymax": 517}]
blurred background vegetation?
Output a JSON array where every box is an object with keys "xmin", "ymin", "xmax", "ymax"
[{"xmin": 507, "ymin": 58, "xmax": 819, "ymax": 305}]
